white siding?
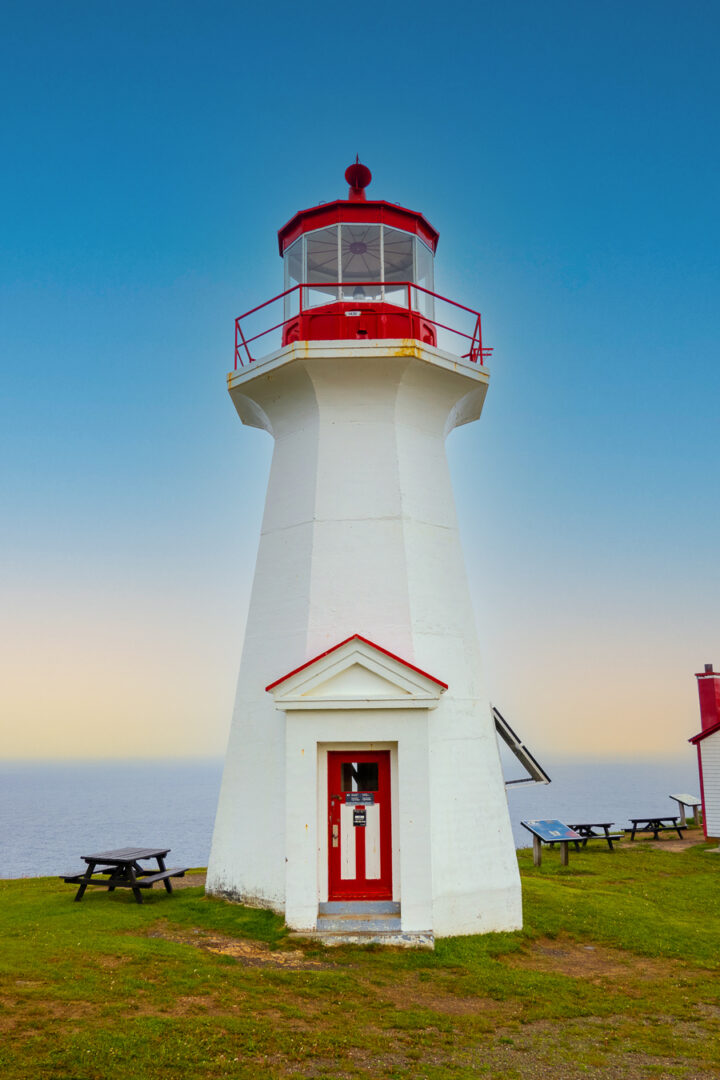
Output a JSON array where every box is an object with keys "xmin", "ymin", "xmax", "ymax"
[{"xmin": 700, "ymin": 732, "xmax": 720, "ymax": 838}]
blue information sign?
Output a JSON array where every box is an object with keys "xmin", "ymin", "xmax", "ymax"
[
  {"xmin": 521, "ymin": 819, "xmax": 581, "ymax": 843},
  {"xmin": 345, "ymin": 793, "xmax": 374, "ymax": 805}
]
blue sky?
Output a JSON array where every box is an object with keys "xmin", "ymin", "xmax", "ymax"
[{"xmin": 2, "ymin": 0, "xmax": 719, "ymax": 759}]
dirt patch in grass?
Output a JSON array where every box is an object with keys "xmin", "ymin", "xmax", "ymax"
[
  {"xmin": 0, "ymin": 997, "xmax": 98, "ymax": 1038},
  {"xmin": 146, "ymin": 923, "xmax": 327, "ymax": 969},
  {"xmin": 504, "ymin": 935, "xmax": 680, "ymax": 984},
  {"xmin": 485, "ymin": 1013, "xmax": 720, "ymax": 1080},
  {"xmin": 203, "ymin": 936, "xmax": 325, "ymax": 969},
  {"xmin": 641, "ymin": 834, "xmax": 706, "ymax": 852},
  {"xmin": 1, "ymin": 988, "xmax": 239, "ymax": 1028},
  {"xmin": 153, "ymin": 992, "xmax": 243, "ymax": 1018},
  {"xmin": 372, "ymin": 971, "xmax": 518, "ymax": 1018},
  {"xmin": 94, "ymin": 954, "xmax": 133, "ymax": 969},
  {"xmin": 168, "ymin": 872, "xmax": 207, "ymax": 889}
]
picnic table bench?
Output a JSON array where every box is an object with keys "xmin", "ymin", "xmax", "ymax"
[
  {"xmin": 61, "ymin": 847, "xmax": 188, "ymax": 904},
  {"xmin": 627, "ymin": 817, "xmax": 687, "ymax": 841},
  {"xmin": 567, "ymin": 822, "xmax": 623, "ymax": 850}
]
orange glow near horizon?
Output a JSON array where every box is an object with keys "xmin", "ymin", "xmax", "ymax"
[{"xmin": 1, "ymin": 578, "xmax": 703, "ymax": 763}]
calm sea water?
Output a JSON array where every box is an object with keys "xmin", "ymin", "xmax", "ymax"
[
  {"xmin": 0, "ymin": 755, "xmax": 700, "ymax": 879},
  {"xmin": 0, "ymin": 759, "xmax": 223, "ymax": 879}
]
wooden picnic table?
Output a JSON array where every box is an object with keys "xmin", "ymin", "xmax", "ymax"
[
  {"xmin": 61, "ymin": 847, "xmax": 188, "ymax": 904},
  {"xmin": 567, "ymin": 822, "xmax": 622, "ymax": 850},
  {"xmin": 627, "ymin": 817, "xmax": 687, "ymax": 841},
  {"xmin": 668, "ymin": 794, "xmax": 702, "ymax": 827}
]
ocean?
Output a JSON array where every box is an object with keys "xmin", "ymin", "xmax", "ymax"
[{"xmin": 0, "ymin": 754, "xmax": 700, "ymax": 879}]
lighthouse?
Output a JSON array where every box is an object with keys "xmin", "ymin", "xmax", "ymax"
[{"xmin": 206, "ymin": 162, "xmax": 522, "ymax": 943}]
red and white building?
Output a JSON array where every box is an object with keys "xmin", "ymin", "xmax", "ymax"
[
  {"xmin": 206, "ymin": 163, "xmax": 522, "ymax": 943},
  {"xmin": 690, "ymin": 663, "xmax": 720, "ymax": 839}
]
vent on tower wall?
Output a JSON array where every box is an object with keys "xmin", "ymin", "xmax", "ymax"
[{"xmin": 493, "ymin": 706, "xmax": 551, "ymax": 788}]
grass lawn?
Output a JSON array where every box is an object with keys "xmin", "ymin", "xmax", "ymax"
[{"xmin": 1, "ymin": 836, "xmax": 719, "ymax": 1079}]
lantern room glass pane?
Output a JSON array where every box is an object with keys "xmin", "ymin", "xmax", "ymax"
[
  {"xmin": 285, "ymin": 236, "xmax": 304, "ymax": 286},
  {"xmin": 414, "ymin": 238, "xmax": 435, "ymax": 319},
  {"xmin": 283, "ymin": 237, "xmax": 303, "ymax": 320},
  {"xmin": 305, "ymin": 226, "xmax": 339, "ymax": 308},
  {"xmin": 341, "ymin": 224, "xmax": 382, "ymax": 301},
  {"xmin": 383, "ymin": 226, "xmax": 415, "ymax": 309},
  {"xmin": 383, "ymin": 227, "xmax": 415, "ymax": 281},
  {"xmin": 284, "ymin": 223, "xmax": 436, "ymax": 319}
]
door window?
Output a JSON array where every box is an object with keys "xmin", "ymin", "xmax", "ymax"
[{"xmin": 341, "ymin": 761, "xmax": 379, "ymax": 792}]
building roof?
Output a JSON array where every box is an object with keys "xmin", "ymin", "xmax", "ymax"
[
  {"xmin": 277, "ymin": 199, "xmax": 439, "ymax": 256},
  {"xmin": 265, "ymin": 634, "xmax": 448, "ymax": 692},
  {"xmin": 689, "ymin": 718, "xmax": 720, "ymax": 744},
  {"xmin": 276, "ymin": 164, "xmax": 438, "ymax": 255}
]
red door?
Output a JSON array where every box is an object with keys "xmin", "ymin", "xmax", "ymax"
[{"xmin": 328, "ymin": 750, "xmax": 392, "ymax": 900}]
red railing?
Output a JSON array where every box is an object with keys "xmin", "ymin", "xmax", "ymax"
[{"xmin": 234, "ymin": 282, "xmax": 492, "ymax": 369}]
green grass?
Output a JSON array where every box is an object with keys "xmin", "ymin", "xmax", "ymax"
[{"xmin": 2, "ymin": 839, "xmax": 719, "ymax": 1079}]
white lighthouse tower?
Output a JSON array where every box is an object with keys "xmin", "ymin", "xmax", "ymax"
[{"xmin": 206, "ymin": 162, "xmax": 522, "ymax": 943}]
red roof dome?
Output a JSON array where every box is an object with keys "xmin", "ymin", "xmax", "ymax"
[{"xmin": 277, "ymin": 160, "xmax": 439, "ymax": 256}]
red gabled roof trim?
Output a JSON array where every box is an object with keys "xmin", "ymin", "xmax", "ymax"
[
  {"xmin": 265, "ymin": 634, "xmax": 448, "ymax": 692},
  {"xmin": 689, "ymin": 717, "xmax": 720, "ymax": 744}
]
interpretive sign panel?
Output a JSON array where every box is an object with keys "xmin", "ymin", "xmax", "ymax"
[
  {"xmin": 521, "ymin": 819, "xmax": 581, "ymax": 867},
  {"xmin": 521, "ymin": 820, "xmax": 581, "ymax": 842}
]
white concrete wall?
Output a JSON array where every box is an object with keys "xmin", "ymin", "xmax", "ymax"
[
  {"xmin": 283, "ymin": 712, "xmax": 433, "ymax": 935},
  {"xmin": 206, "ymin": 341, "xmax": 521, "ymax": 935}
]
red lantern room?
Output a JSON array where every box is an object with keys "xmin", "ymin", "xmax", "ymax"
[
  {"xmin": 234, "ymin": 161, "xmax": 490, "ymax": 368},
  {"xmin": 279, "ymin": 159, "xmax": 438, "ymax": 348}
]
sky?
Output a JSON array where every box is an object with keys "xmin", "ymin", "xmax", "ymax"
[{"xmin": 1, "ymin": 0, "xmax": 719, "ymax": 763}]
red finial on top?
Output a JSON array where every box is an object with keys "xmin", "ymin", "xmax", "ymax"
[{"xmin": 345, "ymin": 156, "xmax": 372, "ymax": 202}]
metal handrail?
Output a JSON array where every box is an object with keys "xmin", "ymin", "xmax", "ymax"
[{"xmin": 234, "ymin": 282, "xmax": 493, "ymax": 369}]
